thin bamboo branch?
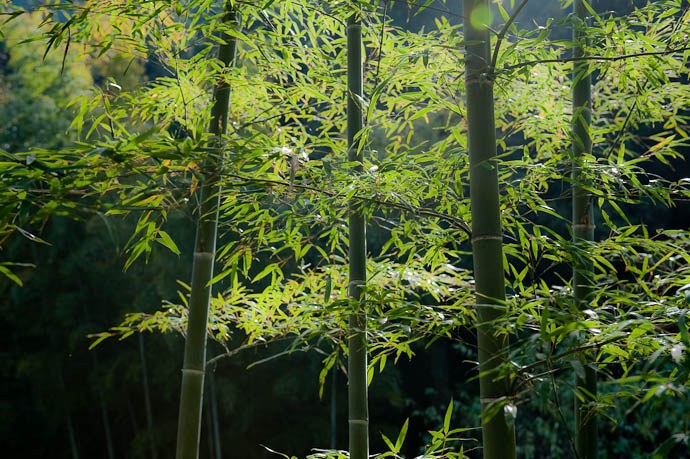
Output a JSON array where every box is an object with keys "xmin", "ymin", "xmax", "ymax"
[
  {"xmin": 206, "ymin": 337, "xmax": 293, "ymax": 366},
  {"xmin": 516, "ymin": 335, "xmax": 625, "ymax": 376},
  {"xmin": 500, "ymin": 46, "xmax": 690, "ymax": 72},
  {"xmin": 548, "ymin": 356, "xmax": 581, "ymax": 459},
  {"xmin": 221, "ymin": 172, "xmax": 472, "ymax": 237},
  {"xmin": 373, "ymin": 0, "xmax": 389, "ymax": 88},
  {"xmin": 489, "ymin": 0, "xmax": 529, "ymax": 74}
]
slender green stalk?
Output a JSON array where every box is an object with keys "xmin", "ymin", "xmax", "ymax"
[
  {"xmin": 462, "ymin": 1, "xmax": 516, "ymax": 458},
  {"xmin": 204, "ymin": 397, "xmax": 215, "ymax": 458},
  {"xmin": 572, "ymin": 1, "xmax": 597, "ymax": 457},
  {"xmin": 98, "ymin": 391, "xmax": 115, "ymax": 459},
  {"xmin": 139, "ymin": 334, "xmax": 158, "ymax": 459},
  {"xmin": 346, "ymin": 12, "xmax": 369, "ymax": 459},
  {"xmin": 175, "ymin": 7, "xmax": 237, "ymax": 459},
  {"xmin": 66, "ymin": 411, "xmax": 79, "ymax": 459},
  {"xmin": 57, "ymin": 363, "xmax": 80, "ymax": 459},
  {"xmin": 330, "ymin": 366, "xmax": 337, "ymax": 449},
  {"xmin": 209, "ymin": 370, "xmax": 223, "ymax": 459},
  {"xmin": 81, "ymin": 299, "xmax": 115, "ymax": 459}
]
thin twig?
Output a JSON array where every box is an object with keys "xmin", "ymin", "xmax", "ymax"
[
  {"xmin": 232, "ymin": 100, "xmax": 333, "ymax": 133},
  {"xmin": 489, "ymin": 0, "xmax": 529, "ymax": 74},
  {"xmin": 517, "ymin": 335, "xmax": 625, "ymax": 375},
  {"xmin": 602, "ymin": 98, "xmax": 639, "ymax": 160},
  {"xmin": 206, "ymin": 337, "xmax": 292, "ymax": 366},
  {"xmin": 373, "ymin": 0, "xmax": 389, "ymax": 89},
  {"xmin": 172, "ymin": 42, "xmax": 190, "ymax": 134},
  {"xmin": 548, "ymin": 354, "xmax": 581, "ymax": 459},
  {"xmin": 500, "ymin": 46, "xmax": 690, "ymax": 72},
  {"xmin": 222, "ymin": 172, "xmax": 473, "ymax": 237}
]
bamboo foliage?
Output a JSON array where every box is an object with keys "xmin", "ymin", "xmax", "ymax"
[
  {"xmin": 346, "ymin": 11, "xmax": 369, "ymax": 459},
  {"xmin": 462, "ymin": 1, "xmax": 516, "ymax": 458},
  {"xmin": 175, "ymin": 5, "xmax": 238, "ymax": 459},
  {"xmin": 5, "ymin": 1, "xmax": 690, "ymax": 456},
  {"xmin": 571, "ymin": 1, "xmax": 597, "ymax": 457}
]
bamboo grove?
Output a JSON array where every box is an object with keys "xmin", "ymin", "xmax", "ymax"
[{"xmin": 2, "ymin": 0, "xmax": 690, "ymax": 457}]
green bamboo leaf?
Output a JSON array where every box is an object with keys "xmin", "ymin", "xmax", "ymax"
[
  {"xmin": 602, "ymin": 344, "xmax": 629, "ymax": 359},
  {"xmin": 414, "ymin": 0, "xmax": 435, "ymax": 15},
  {"xmin": 617, "ymin": 142, "xmax": 626, "ymax": 165},
  {"xmin": 641, "ymin": 385, "xmax": 660, "ymax": 403},
  {"xmin": 207, "ymin": 268, "xmax": 233, "ymax": 287},
  {"xmin": 394, "ymin": 418, "xmax": 409, "ymax": 452},
  {"xmin": 497, "ymin": 3, "xmax": 510, "ymax": 22},
  {"xmin": 88, "ymin": 332, "xmax": 113, "ymax": 350},
  {"xmin": 124, "ymin": 242, "xmax": 146, "ymax": 270},
  {"xmin": 443, "ymin": 398, "xmax": 453, "ymax": 434},
  {"xmin": 156, "ymin": 230, "xmax": 180, "ymax": 255},
  {"xmin": 678, "ymin": 312, "xmax": 689, "ymax": 346},
  {"xmin": 380, "ymin": 433, "xmax": 395, "ymax": 452},
  {"xmin": 323, "ymin": 274, "xmax": 332, "ymax": 303},
  {"xmin": 251, "ymin": 264, "xmax": 273, "ymax": 284},
  {"xmin": 581, "ymin": 0, "xmax": 600, "ymax": 21},
  {"xmin": 0, "ymin": 265, "xmax": 23, "ymax": 286},
  {"xmin": 540, "ymin": 302, "xmax": 550, "ymax": 341}
]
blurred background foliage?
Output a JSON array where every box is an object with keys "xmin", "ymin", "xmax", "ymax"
[{"xmin": 0, "ymin": 12, "xmax": 92, "ymax": 152}]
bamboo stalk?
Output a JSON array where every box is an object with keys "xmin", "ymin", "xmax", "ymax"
[
  {"xmin": 66, "ymin": 412, "xmax": 79, "ymax": 459},
  {"xmin": 462, "ymin": 1, "xmax": 516, "ymax": 458},
  {"xmin": 209, "ymin": 369, "xmax": 223, "ymax": 459},
  {"xmin": 204, "ymin": 397, "xmax": 215, "ymax": 459},
  {"xmin": 330, "ymin": 366, "xmax": 337, "ymax": 449},
  {"xmin": 175, "ymin": 6, "xmax": 237, "ymax": 459},
  {"xmin": 99, "ymin": 391, "xmax": 115, "ymax": 459},
  {"xmin": 57, "ymin": 363, "xmax": 80, "ymax": 459},
  {"xmin": 346, "ymin": 12, "xmax": 369, "ymax": 459},
  {"xmin": 139, "ymin": 334, "xmax": 158, "ymax": 459},
  {"xmin": 572, "ymin": 1, "xmax": 597, "ymax": 457}
]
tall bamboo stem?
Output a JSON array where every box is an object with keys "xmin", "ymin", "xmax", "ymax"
[
  {"xmin": 98, "ymin": 390, "xmax": 115, "ymax": 459},
  {"xmin": 57, "ymin": 363, "xmax": 80, "ymax": 459},
  {"xmin": 139, "ymin": 334, "xmax": 158, "ymax": 459},
  {"xmin": 330, "ymin": 366, "xmax": 337, "ymax": 449},
  {"xmin": 572, "ymin": 1, "xmax": 597, "ymax": 457},
  {"xmin": 175, "ymin": 6, "xmax": 237, "ymax": 459},
  {"xmin": 209, "ymin": 369, "xmax": 223, "ymax": 459},
  {"xmin": 346, "ymin": 12, "xmax": 369, "ymax": 459},
  {"xmin": 462, "ymin": 1, "xmax": 516, "ymax": 458}
]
